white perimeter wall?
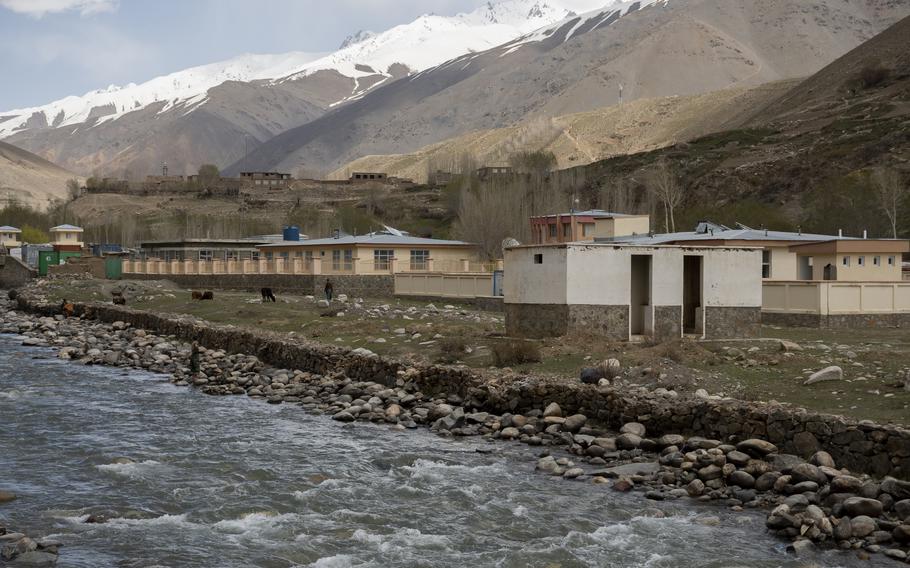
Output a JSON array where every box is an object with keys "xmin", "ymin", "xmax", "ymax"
[
  {"xmin": 702, "ymin": 248, "xmax": 763, "ymax": 307},
  {"xmin": 504, "ymin": 246, "xmax": 567, "ymax": 304}
]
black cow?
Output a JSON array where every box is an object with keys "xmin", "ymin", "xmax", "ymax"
[{"xmin": 261, "ymin": 287, "xmax": 276, "ymax": 303}]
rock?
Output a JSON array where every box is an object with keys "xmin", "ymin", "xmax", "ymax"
[
  {"xmin": 893, "ymin": 525, "xmax": 910, "ymax": 544},
  {"xmin": 736, "ymin": 439, "xmax": 778, "ymax": 457},
  {"xmin": 698, "ymin": 465, "xmax": 724, "ymax": 481},
  {"xmin": 830, "ymin": 475, "xmax": 864, "ymax": 494},
  {"xmin": 612, "ymin": 478, "xmax": 634, "ymax": 492},
  {"xmin": 787, "ymin": 539, "xmax": 814, "ymax": 557},
  {"xmin": 543, "ymin": 403, "xmax": 562, "ymax": 418},
  {"xmin": 884, "ymin": 549, "xmax": 908, "ymax": 561},
  {"xmin": 843, "ymin": 497, "xmax": 883, "ymax": 518},
  {"xmin": 317, "ymin": 300, "xmax": 330, "ymax": 308},
  {"xmin": 790, "ymin": 463, "xmax": 827, "ymax": 486},
  {"xmin": 755, "ymin": 472, "xmax": 782, "ymax": 492},
  {"xmin": 620, "ymin": 422, "xmax": 646, "ymax": 437},
  {"xmin": 0, "ymin": 491, "xmax": 16, "ymax": 504},
  {"xmin": 729, "ymin": 470, "xmax": 756, "ymax": 489},
  {"xmin": 537, "ymin": 456, "xmax": 560, "ymax": 475},
  {"xmin": 834, "ymin": 517, "xmax": 853, "ymax": 541},
  {"xmin": 808, "ymin": 451, "xmax": 835, "ymax": 469},
  {"xmin": 563, "ymin": 468, "xmax": 584, "ymax": 479},
  {"xmin": 881, "ymin": 478, "xmax": 910, "ymax": 501},
  {"xmin": 725, "ymin": 450, "xmax": 751, "ymax": 467},
  {"xmin": 500, "ymin": 427, "xmax": 520, "ymax": 439},
  {"xmin": 779, "ymin": 340, "xmax": 803, "ymax": 352},
  {"xmin": 385, "ymin": 404, "xmax": 402, "ymax": 418},
  {"xmin": 849, "ymin": 515, "xmax": 877, "ymax": 538},
  {"xmin": 894, "ymin": 499, "xmax": 910, "ymax": 521},
  {"xmin": 331, "ymin": 411, "xmax": 355, "ymax": 422},
  {"xmin": 593, "ymin": 437, "xmax": 617, "ymax": 451},
  {"xmin": 12, "ymin": 550, "xmax": 60, "ymax": 565},
  {"xmin": 657, "ymin": 434, "xmax": 685, "ymax": 448},
  {"xmin": 804, "ymin": 366, "xmax": 843, "ymax": 385},
  {"xmin": 687, "ymin": 479, "xmax": 705, "ymax": 497},
  {"xmin": 597, "ymin": 462, "xmax": 660, "ymax": 477},
  {"xmin": 616, "ymin": 433, "xmax": 642, "ymax": 450},
  {"xmin": 563, "ymin": 414, "xmax": 587, "ymax": 433}
]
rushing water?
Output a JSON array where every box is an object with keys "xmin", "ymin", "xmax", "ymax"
[{"xmin": 0, "ymin": 335, "xmax": 886, "ymax": 568}]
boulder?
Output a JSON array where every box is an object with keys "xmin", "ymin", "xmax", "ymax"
[
  {"xmin": 543, "ymin": 403, "xmax": 562, "ymax": 418},
  {"xmin": 881, "ymin": 478, "xmax": 910, "ymax": 501},
  {"xmin": 616, "ymin": 433, "xmax": 642, "ymax": 450},
  {"xmin": 804, "ymin": 366, "xmax": 843, "ymax": 385},
  {"xmin": 830, "ymin": 475, "xmax": 864, "ymax": 494},
  {"xmin": 728, "ymin": 470, "xmax": 755, "ymax": 489},
  {"xmin": 808, "ymin": 451, "xmax": 835, "ymax": 469},
  {"xmin": 563, "ymin": 414, "xmax": 587, "ymax": 433},
  {"xmin": 563, "ymin": 468, "xmax": 584, "ymax": 479},
  {"xmin": 686, "ymin": 479, "xmax": 705, "ymax": 497},
  {"xmin": 790, "ymin": 463, "xmax": 827, "ymax": 486},
  {"xmin": 755, "ymin": 472, "xmax": 782, "ymax": 492},
  {"xmin": 698, "ymin": 465, "xmax": 724, "ymax": 481},
  {"xmin": 725, "ymin": 450, "xmax": 751, "ymax": 467},
  {"xmin": 779, "ymin": 340, "xmax": 803, "ymax": 352},
  {"xmin": 620, "ymin": 422, "xmax": 646, "ymax": 437},
  {"xmin": 657, "ymin": 434, "xmax": 685, "ymax": 448},
  {"xmin": 849, "ymin": 515, "xmax": 877, "ymax": 538},
  {"xmin": 894, "ymin": 499, "xmax": 910, "ymax": 521},
  {"xmin": 843, "ymin": 497, "xmax": 884, "ymax": 518},
  {"xmin": 893, "ymin": 525, "xmax": 910, "ymax": 544},
  {"xmin": 500, "ymin": 427, "xmax": 520, "ymax": 439},
  {"xmin": 737, "ymin": 439, "xmax": 778, "ymax": 457}
]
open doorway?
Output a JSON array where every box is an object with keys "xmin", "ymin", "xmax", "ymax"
[
  {"xmin": 630, "ymin": 255, "xmax": 652, "ymax": 337},
  {"xmin": 798, "ymin": 256, "xmax": 813, "ymax": 281},
  {"xmin": 683, "ymin": 256, "xmax": 703, "ymax": 334}
]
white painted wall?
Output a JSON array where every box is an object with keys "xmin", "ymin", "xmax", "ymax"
[
  {"xmin": 503, "ymin": 246, "xmax": 567, "ymax": 304},
  {"xmin": 702, "ymin": 248, "xmax": 763, "ymax": 307},
  {"xmin": 565, "ymin": 246, "xmax": 630, "ymax": 305}
]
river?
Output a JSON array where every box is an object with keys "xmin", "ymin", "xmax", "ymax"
[{"xmin": 0, "ymin": 335, "xmax": 885, "ymax": 567}]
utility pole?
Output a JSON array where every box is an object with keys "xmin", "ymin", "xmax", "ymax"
[
  {"xmin": 618, "ymin": 83, "xmax": 624, "ymax": 105},
  {"xmin": 162, "ymin": 162, "xmax": 168, "ymax": 177}
]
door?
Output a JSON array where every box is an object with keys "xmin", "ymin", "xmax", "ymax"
[
  {"xmin": 630, "ymin": 255, "xmax": 652, "ymax": 336},
  {"xmin": 683, "ymin": 256, "xmax": 703, "ymax": 334},
  {"xmin": 105, "ymin": 256, "xmax": 123, "ymax": 280}
]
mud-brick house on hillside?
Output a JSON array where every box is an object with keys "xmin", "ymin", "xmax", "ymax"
[{"xmin": 505, "ymin": 242, "xmax": 762, "ymax": 341}]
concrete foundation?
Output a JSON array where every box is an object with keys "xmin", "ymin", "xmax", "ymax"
[
  {"xmin": 653, "ymin": 305, "xmax": 682, "ymax": 342},
  {"xmin": 763, "ymin": 312, "xmax": 910, "ymax": 329},
  {"xmin": 704, "ymin": 306, "xmax": 761, "ymax": 339},
  {"xmin": 505, "ymin": 303, "xmax": 629, "ymax": 340}
]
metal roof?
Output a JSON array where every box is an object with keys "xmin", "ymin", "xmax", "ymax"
[
  {"xmin": 0, "ymin": 226, "xmax": 21, "ymax": 232},
  {"xmin": 49, "ymin": 224, "xmax": 83, "ymax": 231},
  {"xmin": 258, "ymin": 233, "xmax": 474, "ymax": 248},
  {"xmin": 534, "ymin": 210, "xmax": 645, "ymax": 220},
  {"xmin": 602, "ymin": 227, "xmax": 858, "ymax": 246}
]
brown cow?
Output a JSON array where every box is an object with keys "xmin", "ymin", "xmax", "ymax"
[{"xmin": 191, "ymin": 291, "xmax": 203, "ymax": 300}]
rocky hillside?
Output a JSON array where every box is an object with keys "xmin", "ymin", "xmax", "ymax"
[
  {"xmin": 229, "ymin": 0, "xmax": 910, "ymax": 176},
  {"xmin": 0, "ymin": 141, "xmax": 78, "ymax": 209},
  {"xmin": 568, "ymin": 14, "xmax": 910, "ymax": 236},
  {"xmin": 332, "ymin": 81, "xmax": 797, "ymax": 182}
]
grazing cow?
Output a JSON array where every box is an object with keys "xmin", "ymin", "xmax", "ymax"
[
  {"xmin": 261, "ymin": 287, "xmax": 276, "ymax": 303},
  {"xmin": 201, "ymin": 291, "xmax": 214, "ymax": 301},
  {"xmin": 60, "ymin": 298, "xmax": 75, "ymax": 318},
  {"xmin": 191, "ymin": 291, "xmax": 203, "ymax": 300},
  {"xmin": 111, "ymin": 291, "xmax": 126, "ymax": 305},
  {"xmin": 7, "ymin": 289, "xmax": 18, "ymax": 300},
  {"xmin": 580, "ymin": 367, "xmax": 606, "ymax": 385}
]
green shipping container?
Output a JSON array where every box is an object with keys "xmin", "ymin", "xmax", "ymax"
[{"xmin": 105, "ymin": 256, "xmax": 123, "ymax": 280}]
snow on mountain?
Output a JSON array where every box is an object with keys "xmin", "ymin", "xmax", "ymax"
[{"xmin": 0, "ymin": 0, "xmax": 616, "ymax": 138}]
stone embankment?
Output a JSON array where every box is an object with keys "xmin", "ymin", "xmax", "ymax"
[
  {"xmin": 3, "ymin": 292, "xmax": 910, "ymax": 562},
  {"xmin": 0, "ymin": 521, "xmax": 61, "ymax": 564}
]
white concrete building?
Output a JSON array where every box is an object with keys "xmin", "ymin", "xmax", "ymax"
[{"xmin": 504, "ymin": 242, "xmax": 762, "ymax": 340}]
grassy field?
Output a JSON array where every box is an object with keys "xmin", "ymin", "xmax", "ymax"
[{"xmin": 39, "ymin": 278, "xmax": 910, "ymax": 426}]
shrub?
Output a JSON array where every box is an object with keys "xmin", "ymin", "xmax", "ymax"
[
  {"xmin": 437, "ymin": 337, "xmax": 468, "ymax": 364},
  {"xmin": 859, "ymin": 64, "xmax": 891, "ymax": 89},
  {"xmin": 492, "ymin": 340, "xmax": 542, "ymax": 367}
]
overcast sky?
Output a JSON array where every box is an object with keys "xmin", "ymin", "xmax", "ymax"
[{"xmin": 0, "ymin": 0, "xmax": 498, "ymax": 110}]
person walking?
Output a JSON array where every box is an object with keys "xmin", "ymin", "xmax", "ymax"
[{"xmin": 324, "ymin": 279, "xmax": 334, "ymax": 302}]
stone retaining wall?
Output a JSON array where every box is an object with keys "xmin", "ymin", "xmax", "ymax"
[
  {"xmin": 0, "ymin": 255, "xmax": 36, "ymax": 289},
  {"xmin": 763, "ymin": 312, "xmax": 910, "ymax": 329},
  {"xmin": 16, "ymin": 296, "xmax": 910, "ymax": 481},
  {"xmin": 124, "ymin": 273, "xmax": 394, "ymax": 298}
]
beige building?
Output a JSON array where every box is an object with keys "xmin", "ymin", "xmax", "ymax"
[
  {"xmin": 0, "ymin": 226, "xmax": 21, "ymax": 248},
  {"xmin": 530, "ymin": 210, "xmax": 651, "ymax": 245},
  {"xmin": 256, "ymin": 231, "xmax": 485, "ymax": 275},
  {"xmin": 505, "ymin": 242, "xmax": 762, "ymax": 341},
  {"xmin": 49, "ymin": 224, "xmax": 84, "ymax": 249}
]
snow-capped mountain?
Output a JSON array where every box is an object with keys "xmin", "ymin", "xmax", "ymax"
[{"xmin": 0, "ymin": 0, "xmax": 611, "ymax": 141}]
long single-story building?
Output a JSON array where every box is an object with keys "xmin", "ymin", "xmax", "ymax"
[
  {"xmin": 504, "ymin": 242, "xmax": 763, "ymax": 341},
  {"xmin": 256, "ymin": 231, "xmax": 484, "ymax": 275},
  {"xmin": 138, "ymin": 238, "xmax": 278, "ymax": 262}
]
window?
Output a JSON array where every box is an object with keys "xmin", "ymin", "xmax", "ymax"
[
  {"xmin": 280, "ymin": 252, "xmax": 290, "ymax": 260},
  {"xmin": 374, "ymin": 249, "xmax": 394, "ymax": 270},
  {"xmin": 582, "ymin": 223, "xmax": 595, "ymax": 237},
  {"xmin": 842, "ymin": 256, "xmax": 851, "ymax": 267},
  {"xmin": 265, "ymin": 252, "xmax": 274, "ymax": 261},
  {"xmin": 548, "ymin": 224, "xmax": 557, "ymax": 238},
  {"xmin": 874, "ymin": 256, "xmax": 881, "ymax": 266},
  {"xmin": 332, "ymin": 249, "xmax": 353, "ymax": 271},
  {"xmin": 251, "ymin": 251, "xmax": 260, "ymax": 261},
  {"xmin": 858, "ymin": 256, "xmax": 865, "ymax": 267},
  {"xmin": 410, "ymin": 249, "xmax": 430, "ymax": 270},
  {"xmin": 534, "ymin": 254, "xmax": 543, "ymax": 265},
  {"xmin": 226, "ymin": 251, "xmax": 238, "ymax": 261},
  {"xmin": 888, "ymin": 256, "xmax": 896, "ymax": 266},
  {"xmin": 563, "ymin": 223, "xmax": 571, "ymax": 237},
  {"xmin": 761, "ymin": 250, "xmax": 772, "ymax": 279},
  {"xmin": 199, "ymin": 250, "xmax": 213, "ymax": 261}
]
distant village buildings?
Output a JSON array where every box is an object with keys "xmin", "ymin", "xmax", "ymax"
[{"xmin": 0, "ymin": 226, "xmax": 21, "ymax": 248}]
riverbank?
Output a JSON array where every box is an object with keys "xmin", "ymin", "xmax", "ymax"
[{"xmin": 2, "ymin": 292, "xmax": 910, "ymax": 564}]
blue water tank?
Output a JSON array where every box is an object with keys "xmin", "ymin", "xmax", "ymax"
[{"xmin": 283, "ymin": 226, "xmax": 301, "ymax": 242}]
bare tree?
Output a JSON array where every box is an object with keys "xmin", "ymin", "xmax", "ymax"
[
  {"xmin": 645, "ymin": 159, "xmax": 683, "ymax": 233},
  {"xmin": 872, "ymin": 167, "xmax": 906, "ymax": 239}
]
